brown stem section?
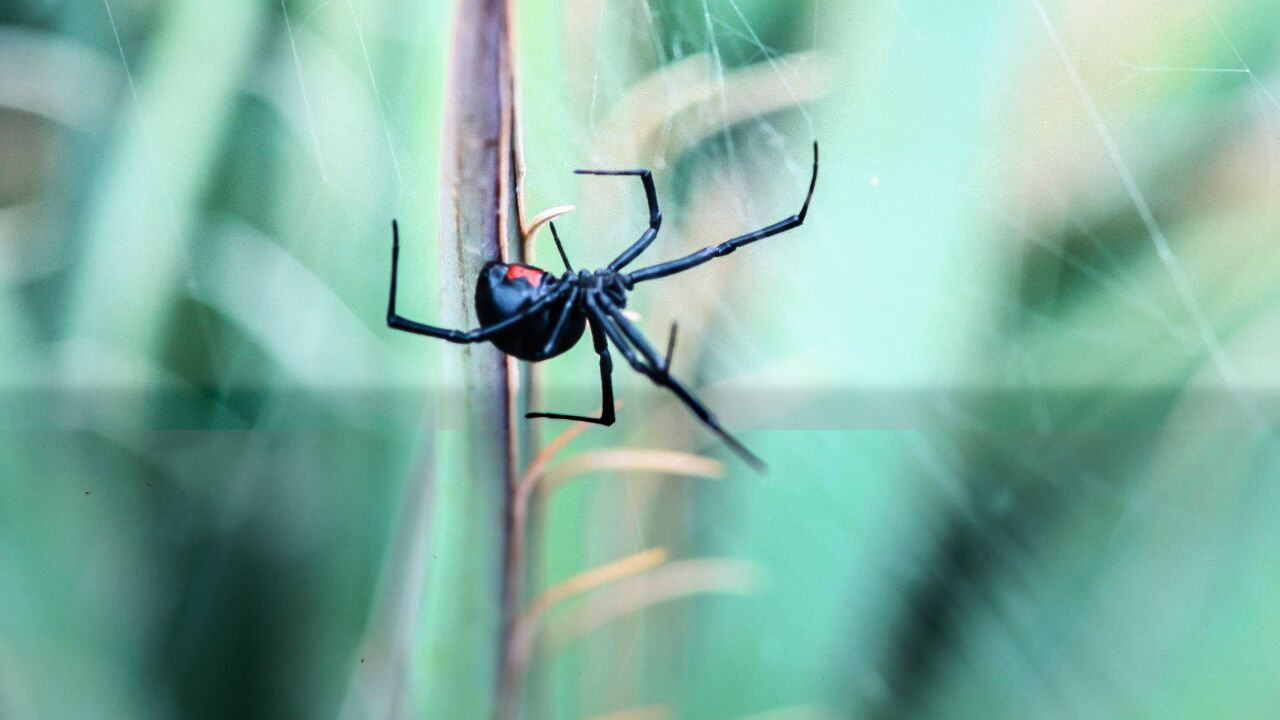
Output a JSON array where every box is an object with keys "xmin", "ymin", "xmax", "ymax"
[
  {"xmin": 438, "ymin": 0, "xmax": 521, "ymax": 716},
  {"xmin": 491, "ymin": 0, "xmax": 525, "ymax": 717},
  {"xmin": 498, "ymin": 406, "xmax": 630, "ymax": 718},
  {"xmin": 498, "ymin": 482, "xmax": 532, "ymax": 719}
]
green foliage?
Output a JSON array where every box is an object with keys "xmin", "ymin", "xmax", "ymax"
[{"xmin": 3, "ymin": 0, "xmax": 1280, "ymax": 718}]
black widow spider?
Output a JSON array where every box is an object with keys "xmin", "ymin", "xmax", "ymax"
[{"xmin": 387, "ymin": 142, "xmax": 818, "ymax": 470}]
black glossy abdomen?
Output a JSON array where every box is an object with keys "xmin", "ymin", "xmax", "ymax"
[{"xmin": 475, "ymin": 262, "xmax": 586, "ymax": 362}]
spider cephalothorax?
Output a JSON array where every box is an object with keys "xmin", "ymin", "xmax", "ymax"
[{"xmin": 387, "ymin": 143, "xmax": 819, "ymax": 470}]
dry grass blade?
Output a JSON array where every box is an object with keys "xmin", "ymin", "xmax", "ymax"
[
  {"xmin": 513, "ymin": 402, "xmax": 625, "ymax": 509},
  {"xmin": 520, "ymin": 413, "xmax": 598, "ymax": 487},
  {"xmin": 522, "ymin": 547, "xmax": 670, "ymax": 628},
  {"xmin": 498, "ymin": 406, "xmax": 620, "ymax": 717},
  {"xmin": 541, "ymin": 449, "xmax": 725, "ymax": 496},
  {"xmin": 502, "ymin": 547, "xmax": 670, "ymax": 711},
  {"xmin": 505, "ymin": 428, "xmax": 725, "ymax": 714},
  {"xmin": 543, "ymin": 558, "xmax": 763, "ymax": 655},
  {"xmin": 522, "ymin": 204, "xmax": 577, "ymax": 255}
]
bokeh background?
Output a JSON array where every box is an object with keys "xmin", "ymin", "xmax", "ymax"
[{"xmin": 4, "ymin": 0, "xmax": 1280, "ymax": 718}]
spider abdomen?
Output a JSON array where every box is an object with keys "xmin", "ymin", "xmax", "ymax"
[{"xmin": 475, "ymin": 262, "xmax": 585, "ymax": 361}]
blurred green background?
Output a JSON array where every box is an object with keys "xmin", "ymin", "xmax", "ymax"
[{"xmin": 4, "ymin": 0, "xmax": 1280, "ymax": 718}]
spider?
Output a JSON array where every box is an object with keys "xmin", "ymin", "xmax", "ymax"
[{"xmin": 386, "ymin": 142, "xmax": 819, "ymax": 470}]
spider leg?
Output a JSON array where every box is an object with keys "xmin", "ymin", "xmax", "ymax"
[
  {"xmin": 387, "ymin": 219, "xmax": 569, "ymax": 342},
  {"xmin": 591, "ymin": 295, "xmax": 764, "ymax": 471},
  {"xmin": 548, "ymin": 221, "xmax": 574, "ymax": 273},
  {"xmin": 625, "ymin": 142, "xmax": 818, "ymax": 286},
  {"xmin": 574, "ymin": 167, "xmax": 662, "ymax": 271},
  {"xmin": 526, "ymin": 313, "xmax": 616, "ymax": 425},
  {"xmin": 538, "ymin": 285, "xmax": 580, "ymax": 358},
  {"xmin": 660, "ymin": 322, "xmax": 678, "ymax": 372}
]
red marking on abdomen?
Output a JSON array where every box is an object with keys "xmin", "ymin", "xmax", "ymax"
[{"xmin": 505, "ymin": 265, "xmax": 543, "ymax": 287}]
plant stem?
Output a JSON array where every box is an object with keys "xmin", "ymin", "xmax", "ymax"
[{"xmin": 420, "ymin": 0, "xmax": 521, "ymax": 717}]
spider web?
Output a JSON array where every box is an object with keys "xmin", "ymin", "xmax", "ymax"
[
  {"xmin": 525, "ymin": 1, "xmax": 1280, "ymax": 717},
  {"xmin": 9, "ymin": 0, "xmax": 1280, "ymax": 718}
]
